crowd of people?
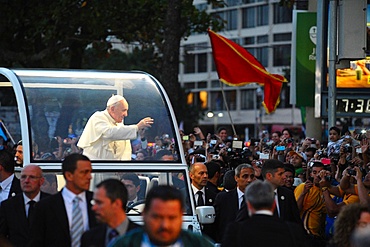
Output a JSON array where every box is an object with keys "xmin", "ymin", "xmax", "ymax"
[
  {"xmin": 181, "ymin": 125, "xmax": 370, "ymax": 247},
  {"xmin": 0, "ymin": 92, "xmax": 370, "ymax": 247}
]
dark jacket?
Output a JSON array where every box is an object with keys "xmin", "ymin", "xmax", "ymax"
[
  {"xmin": 28, "ymin": 190, "xmax": 97, "ymax": 247},
  {"xmin": 110, "ymin": 228, "xmax": 214, "ymax": 247},
  {"xmin": 0, "ymin": 192, "xmax": 50, "ymax": 247},
  {"xmin": 223, "ymin": 214, "xmax": 307, "ymax": 247},
  {"xmin": 81, "ymin": 220, "xmax": 141, "ymax": 247}
]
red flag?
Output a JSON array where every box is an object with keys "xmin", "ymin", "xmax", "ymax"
[{"xmin": 208, "ymin": 29, "xmax": 287, "ymax": 113}]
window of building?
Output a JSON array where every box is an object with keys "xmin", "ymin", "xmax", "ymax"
[
  {"xmin": 255, "ymin": 47, "xmax": 268, "ymax": 67},
  {"xmin": 273, "ymin": 44, "xmax": 291, "ymax": 66},
  {"xmin": 187, "ymin": 91, "xmax": 208, "ymax": 109},
  {"xmin": 273, "ymin": 3, "xmax": 292, "ymax": 24},
  {"xmin": 256, "ymin": 5, "xmax": 268, "ymax": 26},
  {"xmin": 257, "ymin": 35, "xmax": 268, "ymax": 44},
  {"xmin": 198, "ymin": 81, "xmax": 207, "ymax": 89},
  {"xmin": 211, "ymin": 80, "xmax": 221, "ymax": 88},
  {"xmin": 242, "ymin": 7, "xmax": 255, "ymax": 28},
  {"xmin": 222, "ymin": 9, "xmax": 237, "ymax": 30},
  {"xmin": 241, "ymin": 89, "xmax": 255, "ymax": 110},
  {"xmin": 184, "ymin": 53, "xmax": 195, "ymax": 73},
  {"xmin": 210, "ymin": 91, "xmax": 236, "ymax": 111},
  {"xmin": 195, "ymin": 3, "xmax": 208, "ymax": 11},
  {"xmin": 226, "ymin": 0, "xmax": 240, "ymax": 7},
  {"xmin": 244, "ymin": 37, "xmax": 255, "ymax": 45},
  {"xmin": 197, "ymin": 53, "xmax": 207, "ymax": 72},
  {"xmin": 184, "ymin": 82, "xmax": 195, "ymax": 89},
  {"xmin": 273, "ymin": 33, "xmax": 292, "ymax": 42}
]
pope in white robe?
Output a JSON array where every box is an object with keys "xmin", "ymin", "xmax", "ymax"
[{"xmin": 77, "ymin": 95, "xmax": 153, "ymax": 160}]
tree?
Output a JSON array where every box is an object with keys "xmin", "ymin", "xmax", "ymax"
[{"xmin": 0, "ymin": 0, "xmax": 224, "ymax": 125}]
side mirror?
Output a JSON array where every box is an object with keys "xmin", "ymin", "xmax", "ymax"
[{"xmin": 195, "ymin": 206, "xmax": 215, "ymax": 224}]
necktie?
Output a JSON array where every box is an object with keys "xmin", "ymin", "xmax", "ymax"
[
  {"xmin": 28, "ymin": 200, "xmax": 36, "ymax": 221},
  {"xmin": 240, "ymin": 195, "xmax": 245, "ymax": 209},
  {"xmin": 196, "ymin": 191, "xmax": 204, "ymax": 206},
  {"xmin": 71, "ymin": 197, "xmax": 83, "ymax": 247},
  {"xmin": 274, "ymin": 192, "xmax": 280, "ymax": 217},
  {"xmin": 108, "ymin": 229, "xmax": 119, "ymax": 243}
]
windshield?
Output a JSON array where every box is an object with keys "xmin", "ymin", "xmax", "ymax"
[
  {"xmin": 35, "ymin": 169, "xmax": 192, "ymax": 215},
  {"xmin": 14, "ymin": 70, "xmax": 180, "ymax": 163}
]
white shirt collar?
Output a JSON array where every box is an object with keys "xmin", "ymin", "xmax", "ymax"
[
  {"xmin": 23, "ymin": 191, "xmax": 41, "ymax": 205},
  {"xmin": 62, "ymin": 187, "xmax": 86, "ymax": 204},
  {"xmin": 0, "ymin": 174, "xmax": 14, "ymax": 189},
  {"xmin": 255, "ymin": 210, "xmax": 274, "ymax": 216},
  {"xmin": 237, "ymin": 187, "xmax": 244, "ymax": 198},
  {"xmin": 191, "ymin": 184, "xmax": 205, "ymax": 195}
]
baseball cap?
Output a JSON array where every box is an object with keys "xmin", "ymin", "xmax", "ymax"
[{"xmin": 288, "ymin": 150, "xmax": 307, "ymax": 163}]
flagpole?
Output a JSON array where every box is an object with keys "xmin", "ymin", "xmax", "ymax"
[{"xmin": 219, "ymin": 81, "xmax": 237, "ymax": 137}]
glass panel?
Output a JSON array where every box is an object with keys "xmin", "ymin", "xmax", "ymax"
[
  {"xmin": 242, "ymin": 7, "xmax": 255, "ymax": 28},
  {"xmin": 273, "ymin": 33, "xmax": 292, "ymax": 42},
  {"xmin": 197, "ymin": 53, "xmax": 207, "ymax": 72},
  {"xmin": 0, "ymin": 81, "xmax": 21, "ymax": 150},
  {"xmin": 185, "ymin": 53, "xmax": 196, "ymax": 73},
  {"xmin": 241, "ymin": 89, "xmax": 255, "ymax": 110},
  {"xmin": 256, "ymin": 47, "xmax": 268, "ymax": 67},
  {"xmin": 256, "ymin": 5, "xmax": 268, "ymax": 26},
  {"xmin": 226, "ymin": 9, "xmax": 238, "ymax": 30},
  {"xmin": 17, "ymin": 72, "xmax": 179, "ymax": 163},
  {"xmin": 244, "ymin": 37, "xmax": 255, "ymax": 45},
  {"xmin": 257, "ymin": 35, "xmax": 268, "ymax": 44},
  {"xmin": 273, "ymin": 3, "xmax": 293, "ymax": 24},
  {"xmin": 36, "ymin": 169, "xmax": 192, "ymax": 215},
  {"xmin": 273, "ymin": 44, "xmax": 291, "ymax": 66},
  {"xmin": 210, "ymin": 91, "xmax": 236, "ymax": 111}
]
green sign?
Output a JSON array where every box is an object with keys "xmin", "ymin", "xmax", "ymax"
[{"xmin": 295, "ymin": 12, "xmax": 316, "ymax": 107}]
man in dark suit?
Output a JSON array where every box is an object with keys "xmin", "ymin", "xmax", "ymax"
[
  {"xmin": 223, "ymin": 180, "xmax": 306, "ymax": 247},
  {"xmin": 214, "ymin": 164, "xmax": 255, "ymax": 244},
  {"xmin": 189, "ymin": 162, "xmax": 217, "ymax": 241},
  {"xmin": 236, "ymin": 159, "xmax": 301, "ymax": 225},
  {"xmin": 81, "ymin": 179, "xmax": 140, "ymax": 247},
  {"xmin": 29, "ymin": 153, "xmax": 97, "ymax": 247},
  {"xmin": 0, "ymin": 149, "xmax": 21, "ymax": 203},
  {"xmin": 205, "ymin": 161, "xmax": 221, "ymax": 195},
  {"xmin": 0, "ymin": 164, "xmax": 50, "ymax": 246}
]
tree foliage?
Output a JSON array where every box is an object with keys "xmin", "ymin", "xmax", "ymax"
[{"xmin": 0, "ymin": 0, "xmax": 224, "ymax": 126}]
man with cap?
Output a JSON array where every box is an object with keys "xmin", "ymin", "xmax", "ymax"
[
  {"xmin": 289, "ymin": 150, "xmax": 307, "ymax": 182},
  {"xmin": 77, "ymin": 94, "xmax": 154, "ymax": 160}
]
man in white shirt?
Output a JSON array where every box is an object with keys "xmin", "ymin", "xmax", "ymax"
[
  {"xmin": 77, "ymin": 94, "xmax": 153, "ymax": 160},
  {"xmin": 29, "ymin": 153, "xmax": 98, "ymax": 247},
  {"xmin": 0, "ymin": 149, "xmax": 21, "ymax": 202},
  {"xmin": 0, "ymin": 164, "xmax": 50, "ymax": 246}
]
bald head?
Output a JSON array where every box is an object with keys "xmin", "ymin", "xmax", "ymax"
[
  {"xmin": 20, "ymin": 164, "xmax": 44, "ymax": 199},
  {"xmin": 189, "ymin": 163, "xmax": 208, "ymax": 190}
]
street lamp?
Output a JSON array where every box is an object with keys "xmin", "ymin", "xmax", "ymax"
[{"xmin": 207, "ymin": 111, "xmax": 223, "ymax": 133}]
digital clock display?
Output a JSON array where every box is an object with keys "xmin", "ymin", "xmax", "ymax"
[
  {"xmin": 322, "ymin": 94, "xmax": 370, "ymax": 117},
  {"xmin": 336, "ymin": 98, "xmax": 370, "ymax": 113}
]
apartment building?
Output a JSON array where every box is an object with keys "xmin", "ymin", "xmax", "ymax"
[{"xmin": 179, "ymin": 0, "xmax": 308, "ymax": 137}]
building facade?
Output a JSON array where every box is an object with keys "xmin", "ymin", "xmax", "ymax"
[{"xmin": 179, "ymin": 0, "xmax": 308, "ymax": 137}]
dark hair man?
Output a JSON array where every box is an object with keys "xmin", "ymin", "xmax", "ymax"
[
  {"xmin": 111, "ymin": 185, "xmax": 213, "ymax": 247},
  {"xmin": 0, "ymin": 149, "xmax": 21, "ymax": 203},
  {"xmin": 29, "ymin": 153, "xmax": 97, "ymax": 247},
  {"xmin": 120, "ymin": 173, "xmax": 142, "ymax": 207},
  {"xmin": 214, "ymin": 164, "xmax": 255, "ymax": 243},
  {"xmin": 81, "ymin": 179, "xmax": 140, "ymax": 247}
]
